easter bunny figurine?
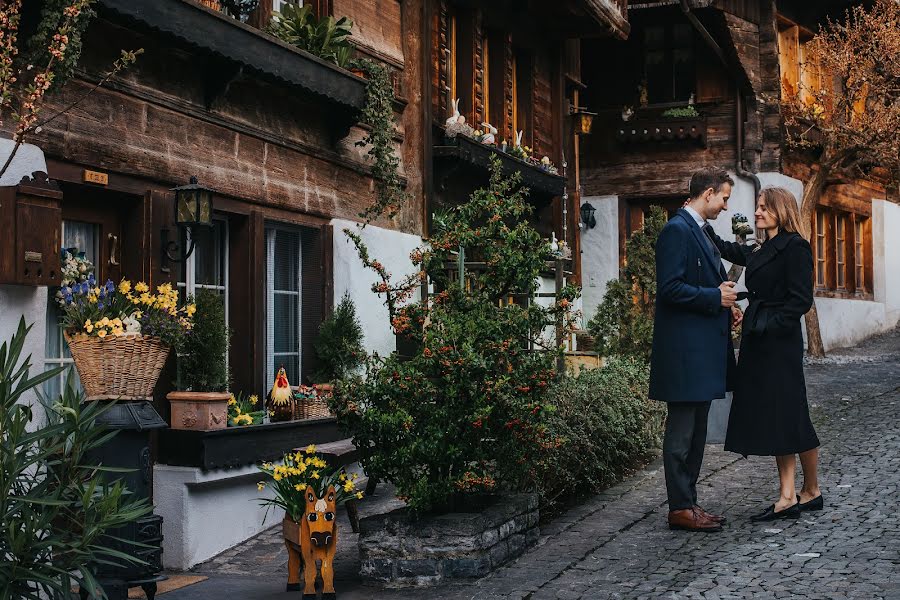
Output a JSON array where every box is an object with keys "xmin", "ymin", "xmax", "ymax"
[
  {"xmin": 480, "ymin": 122, "xmax": 498, "ymax": 145},
  {"xmin": 445, "ymin": 98, "xmax": 461, "ymax": 129},
  {"xmin": 514, "ymin": 130, "xmax": 524, "ymax": 148}
]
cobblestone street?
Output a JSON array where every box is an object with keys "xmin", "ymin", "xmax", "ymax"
[{"xmin": 165, "ymin": 328, "xmax": 900, "ymax": 600}]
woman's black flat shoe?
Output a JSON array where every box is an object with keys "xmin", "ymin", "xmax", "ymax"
[
  {"xmin": 796, "ymin": 495, "xmax": 824, "ymax": 511},
  {"xmin": 750, "ymin": 503, "xmax": 801, "ymax": 522}
]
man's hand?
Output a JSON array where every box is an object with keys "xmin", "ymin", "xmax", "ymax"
[
  {"xmin": 719, "ymin": 281, "xmax": 738, "ymax": 308},
  {"xmin": 731, "ymin": 306, "xmax": 744, "ymax": 328}
]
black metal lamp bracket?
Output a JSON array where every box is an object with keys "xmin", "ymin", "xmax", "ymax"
[{"xmin": 160, "ymin": 227, "xmax": 196, "ymax": 273}]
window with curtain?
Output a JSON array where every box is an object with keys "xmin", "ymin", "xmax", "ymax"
[
  {"xmin": 44, "ymin": 221, "xmax": 99, "ymax": 398},
  {"xmin": 835, "ymin": 214, "xmax": 847, "ymax": 289},
  {"xmin": 643, "ymin": 23, "xmax": 695, "ymax": 104},
  {"xmin": 178, "ymin": 219, "xmax": 229, "ymax": 323},
  {"xmin": 266, "ymin": 228, "xmax": 302, "ymax": 388},
  {"xmin": 273, "ymin": 0, "xmax": 301, "ymax": 12}
]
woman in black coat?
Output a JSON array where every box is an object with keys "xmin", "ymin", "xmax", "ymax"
[{"xmin": 710, "ymin": 187, "xmax": 822, "ymax": 522}]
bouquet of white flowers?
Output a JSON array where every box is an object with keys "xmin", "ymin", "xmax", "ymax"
[{"xmin": 56, "ymin": 248, "xmax": 95, "ymax": 307}]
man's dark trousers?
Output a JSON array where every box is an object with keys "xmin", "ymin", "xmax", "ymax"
[{"xmin": 663, "ymin": 401, "xmax": 712, "ymax": 510}]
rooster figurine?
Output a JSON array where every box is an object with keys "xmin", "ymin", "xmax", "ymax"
[{"xmin": 269, "ymin": 366, "xmax": 294, "ymax": 422}]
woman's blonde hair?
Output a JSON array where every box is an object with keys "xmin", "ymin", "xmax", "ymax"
[{"xmin": 758, "ymin": 186, "xmax": 803, "ymax": 239}]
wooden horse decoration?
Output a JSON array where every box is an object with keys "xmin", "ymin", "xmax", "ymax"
[{"xmin": 285, "ymin": 485, "xmax": 338, "ymax": 599}]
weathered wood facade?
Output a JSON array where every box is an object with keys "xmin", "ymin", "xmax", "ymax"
[{"xmin": 579, "ymin": 0, "xmax": 886, "ymax": 302}]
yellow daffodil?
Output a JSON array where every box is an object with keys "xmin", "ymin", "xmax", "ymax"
[
  {"xmin": 305, "ymin": 444, "xmax": 316, "ymax": 454},
  {"xmin": 186, "ymin": 304, "xmax": 197, "ymax": 317},
  {"xmin": 343, "ymin": 481, "xmax": 353, "ymax": 492},
  {"xmin": 294, "ymin": 484, "xmax": 303, "ymax": 491},
  {"xmin": 257, "ymin": 482, "xmax": 265, "ymax": 491},
  {"xmin": 311, "ymin": 471, "xmax": 320, "ymax": 479},
  {"xmin": 249, "ymin": 395, "xmax": 259, "ymax": 405},
  {"xmin": 273, "ymin": 473, "xmax": 282, "ymax": 482},
  {"xmin": 235, "ymin": 407, "xmax": 242, "ymax": 415},
  {"xmin": 118, "ymin": 280, "xmax": 132, "ymax": 294},
  {"xmin": 229, "ymin": 398, "xmax": 237, "ymax": 406},
  {"xmin": 356, "ymin": 492, "xmax": 364, "ymax": 499},
  {"xmin": 298, "ymin": 462, "xmax": 307, "ymax": 473}
]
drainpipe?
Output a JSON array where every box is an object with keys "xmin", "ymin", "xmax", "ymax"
[{"xmin": 679, "ymin": 0, "xmax": 761, "ymax": 199}]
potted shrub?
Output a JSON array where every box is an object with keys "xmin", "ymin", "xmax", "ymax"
[
  {"xmin": 60, "ymin": 278, "xmax": 193, "ymax": 400},
  {"xmin": 257, "ymin": 445, "xmax": 363, "ymax": 594},
  {"xmin": 312, "ymin": 292, "xmax": 365, "ymax": 394},
  {"xmin": 167, "ymin": 289, "xmax": 231, "ymax": 430}
]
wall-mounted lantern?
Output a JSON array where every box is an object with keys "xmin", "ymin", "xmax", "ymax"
[
  {"xmin": 161, "ymin": 176, "xmax": 214, "ymax": 270},
  {"xmin": 580, "ymin": 202, "xmax": 597, "ymax": 230},
  {"xmin": 571, "ymin": 105, "xmax": 596, "ymax": 136}
]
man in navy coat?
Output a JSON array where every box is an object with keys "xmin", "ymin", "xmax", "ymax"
[{"xmin": 650, "ymin": 166, "xmax": 739, "ymax": 532}]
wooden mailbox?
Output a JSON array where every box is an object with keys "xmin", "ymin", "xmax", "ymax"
[{"xmin": 0, "ymin": 172, "xmax": 62, "ymax": 287}]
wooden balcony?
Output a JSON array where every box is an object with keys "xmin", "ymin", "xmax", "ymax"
[
  {"xmin": 434, "ymin": 134, "xmax": 567, "ymax": 203},
  {"xmin": 98, "ymin": 0, "xmax": 366, "ymax": 134}
]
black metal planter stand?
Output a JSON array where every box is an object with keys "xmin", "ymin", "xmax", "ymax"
[{"xmin": 81, "ymin": 400, "xmax": 168, "ymax": 600}]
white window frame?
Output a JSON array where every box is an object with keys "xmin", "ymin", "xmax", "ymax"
[
  {"xmin": 177, "ymin": 218, "xmax": 230, "ymax": 328},
  {"xmin": 273, "ymin": 0, "xmax": 302, "ymax": 13},
  {"xmin": 44, "ymin": 220, "xmax": 100, "ymax": 396},
  {"xmin": 265, "ymin": 226, "xmax": 302, "ymax": 390}
]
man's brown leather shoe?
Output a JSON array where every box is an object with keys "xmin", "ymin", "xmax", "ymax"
[
  {"xmin": 668, "ymin": 508, "xmax": 722, "ymax": 532},
  {"xmin": 694, "ymin": 505, "xmax": 726, "ymax": 524}
]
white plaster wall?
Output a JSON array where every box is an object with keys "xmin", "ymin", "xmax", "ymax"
[
  {"xmin": 154, "ymin": 464, "xmax": 280, "ymax": 571},
  {"xmin": 813, "ymin": 298, "xmax": 890, "ymax": 351},
  {"xmin": 0, "ymin": 140, "xmax": 48, "ymax": 185},
  {"xmin": 580, "ymin": 195, "xmax": 620, "ymax": 325},
  {"xmin": 331, "ymin": 220, "xmax": 423, "ymax": 358},
  {"xmin": 0, "ymin": 285, "xmax": 50, "ymax": 426},
  {"xmin": 873, "ymin": 200, "xmax": 900, "ymax": 328}
]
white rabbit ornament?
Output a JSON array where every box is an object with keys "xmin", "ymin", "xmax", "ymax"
[{"xmin": 480, "ymin": 122, "xmax": 498, "ymax": 145}]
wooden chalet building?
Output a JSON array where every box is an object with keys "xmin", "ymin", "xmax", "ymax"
[
  {"xmin": 0, "ymin": 0, "xmax": 631, "ymax": 570},
  {"xmin": 577, "ymin": 0, "xmax": 900, "ymax": 351}
]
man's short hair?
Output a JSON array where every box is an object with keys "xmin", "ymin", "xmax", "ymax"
[{"xmin": 689, "ymin": 167, "xmax": 734, "ymax": 199}]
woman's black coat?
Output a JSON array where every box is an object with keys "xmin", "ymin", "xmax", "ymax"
[{"xmin": 710, "ymin": 230, "xmax": 820, "ymax": 456}]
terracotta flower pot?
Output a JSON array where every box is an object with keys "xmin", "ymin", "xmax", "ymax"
[{"xmin": 167, "ymin": 391, "xmax": 231, "ymax": 430}]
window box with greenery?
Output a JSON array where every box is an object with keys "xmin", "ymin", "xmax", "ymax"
[
  {"xmin": 167, "ymin": 289, "xmax": 232, "ymax": 431},
  {"xmin": 616, "ymin": 105, "xmax": 707, "ymax": 146}
]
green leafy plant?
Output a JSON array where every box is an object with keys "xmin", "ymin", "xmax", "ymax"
[
  {"xmin": 332, "ymin": 158, "xmax": 580, "ymax": 514},
  {"xmin": 0, "ymin": 318, "xmax": 152, "ymax": 599},
  {"xmin": 178, "ymin": 289, "xmax": 229, "ymax": 392},
  {"xmin": 588, "ymin": 205, "xmax": 666, "ymax": 361},
  {"xmin": 257, "ymin": 444, "xmax": 363, "ymax": 523},
  {"xmin": 538, "ymin": 358, "xmax": 665, "ymax": 513},
  {"xmin": 313, "ymin": 292, "xmax": 365, "ymax": 383},
  {"xmin": 228, "ymin": 391, "xmax": 264, "ymax": 427},
  {"xmin": 660, "ymin": 105, "xmax": 700, "ymax": 118},
  {"xmin": 353, "ymin": 58, "xmax": 407, "ymax": 223},
  {"xmin": 267, "ymin": 3, "xmax": 353, "ymax": 68}
]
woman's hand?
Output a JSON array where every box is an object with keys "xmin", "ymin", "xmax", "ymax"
[{"xmin": 731, "ymin": 306, "xmax": 744, "ymax": 329}]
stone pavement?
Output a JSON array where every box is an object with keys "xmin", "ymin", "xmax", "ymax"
[{"xmin": 162, "ymin": 328, "xmax": 900, "ymax": 600}]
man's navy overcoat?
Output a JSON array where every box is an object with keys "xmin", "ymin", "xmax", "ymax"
[{"xmin": 649, "ymin": 208, "xmax": 736, "ymax": 403}]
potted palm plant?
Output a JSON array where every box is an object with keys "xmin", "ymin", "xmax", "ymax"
[{"xmin": 167, "ymin": 289, "xmax": 231, "ymax": 430}]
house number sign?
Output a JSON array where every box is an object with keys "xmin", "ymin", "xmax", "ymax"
[{"xmin": 83, "ymin": 169, "xmax": 109, "ymax": 185}]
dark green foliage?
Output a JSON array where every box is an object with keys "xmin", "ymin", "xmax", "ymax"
[
  {"xmin": 333, "ymin": 159, "xmax": 579, "ymax": 514},
  {"xmin": 354, "ymin": 58, "xmax": 407, "ymax": 223},
  {"xmin": 179, "ymin": 290, "xmax": 229, "ymax": 392},
  {"xmin": 267, "ymin": 3, "xmax": 353, "ymax": 68},
  {"xmin": 538, "ymin": 358, "xmax": 665, "ymax": 512},
  {"xmin": 0, "ymin": 318, "xmax": 152, "ymax": 600},
  {"xmin": 312, "ymin": 293, "xmax": 365, "ymax": 383},
  {"xmin": 588, "ymin": 205, "xmax": 667, "ymax": 361}
]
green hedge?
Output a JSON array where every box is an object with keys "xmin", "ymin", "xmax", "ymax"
[{"xmin": 538, "ymin": 358, "xmax": 665, "ymax": 511}]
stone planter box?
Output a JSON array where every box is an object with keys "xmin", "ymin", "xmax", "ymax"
[{"xmin": 358, "ymin": 493, "xmax": 539, "ymax": 588}]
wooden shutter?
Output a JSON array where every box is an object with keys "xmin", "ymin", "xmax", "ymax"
[{"xmin": 300, "ymin": 225, "xmax": 324, "ymax": 384}]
